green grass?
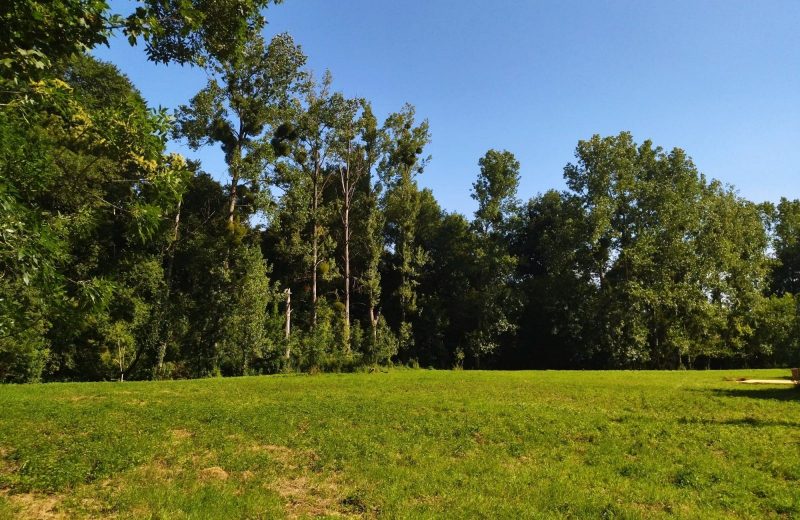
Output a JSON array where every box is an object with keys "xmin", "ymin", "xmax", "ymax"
[{"xmin": 0, "ymin": 369, "xmax": 798, "ymax": 519}]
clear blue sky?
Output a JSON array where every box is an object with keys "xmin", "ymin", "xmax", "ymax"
[{"xmin": 94, "ymin": 0, "xmax": 800, "ymax": 215}]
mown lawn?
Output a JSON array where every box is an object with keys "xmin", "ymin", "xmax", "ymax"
[{"xmin": 0, "ymin": 369, "xmax": 798, "ymax": 519}]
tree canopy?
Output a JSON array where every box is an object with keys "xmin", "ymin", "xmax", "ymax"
[{"xmin": 2, "ymin": 1, "xmax": 798, "ymax": 382}]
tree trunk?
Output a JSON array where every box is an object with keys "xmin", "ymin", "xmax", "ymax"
[
  {"xmin": 284, "ymin": 288, "xmax": 292, "ymax": 359},
  {"xmin": 341, "ymin": 156, "xmax": 353, "ymax": 353},
  {"xmin": 343, "ymin": 187, "xmax": 350, "ymax": 353},
  {"xmin": 311, "ymin": 163, "xmax": 319, "ymax": 328},
  {"xmin": 228, "ymin": 174, "xmax": 238, "ymax": 225},
  {"xmin": 158, "ymin": 199, "xmax": 182, "ymax": 373},
  {"xmin": 369, "ymin": 307, "xmax": 378, "ymax": 343},
  {"xmin": 118, "ymin": 341, "xmax": 124, "ymax": 382},
  {"xmin": 228, "ymin": 135, "xmax": 244, "ymax": 226}
]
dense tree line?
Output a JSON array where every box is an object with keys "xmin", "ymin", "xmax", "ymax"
[{"xmin": 2, "ymin": 1, "xmax": 798, "ymax": 382}]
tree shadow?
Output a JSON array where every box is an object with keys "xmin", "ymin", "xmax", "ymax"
[
  {"xmin": 678, "ymin": 415, "xmax": 800, "ymax": 428},
  {"xmin": 708, "ymin": 386, "xmax": 800, "ymax": 403}
]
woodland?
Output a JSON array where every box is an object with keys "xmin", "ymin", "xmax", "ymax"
[{"xmin": 2, "ymin": 0, "xmax": 799, "ymax": 383}]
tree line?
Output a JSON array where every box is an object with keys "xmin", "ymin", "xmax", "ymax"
[{"xmin": 2, "ymin": 0, "xmax": 798, "ymax": 382}]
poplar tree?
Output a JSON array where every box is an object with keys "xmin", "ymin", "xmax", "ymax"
[
  {"xmin": 175, "ymin": 32, "xmax": 306, "ymax": 228},
  {"xmin": 271, "ymin": 73, "xmax": 339, "ymax": 327},
  {"xmin": 332, "ymin": 98, "xmax": 379, "ymax": 351},
  {"xmin": 466, "ymin": 150, "xmax": 521, "ymax": 366},
  {"xmin": 379, "ymin": 104, "xmax": 430, "ymax": 354}
]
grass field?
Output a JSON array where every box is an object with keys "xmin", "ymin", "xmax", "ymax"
[{"xmin": 0, "ymin": 370, "xmax": 798, "ymax": 519}]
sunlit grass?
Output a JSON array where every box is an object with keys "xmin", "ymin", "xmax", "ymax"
[{"xmin": 1, "ymin": 369, "xmax": 798, "ymax": 518}]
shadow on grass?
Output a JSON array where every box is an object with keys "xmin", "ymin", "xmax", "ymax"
[
  {"xmin": 708, "ymin": 386, "xmax": 800, "ymax": 402},
  {"xmin": 678, "ymin": 415, "xmax": 800, "ymax": 428}
]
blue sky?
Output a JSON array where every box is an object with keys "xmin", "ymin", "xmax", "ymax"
[{"xmin": 93, "ymin": 0, "xmax": 800, "ymax": 215}]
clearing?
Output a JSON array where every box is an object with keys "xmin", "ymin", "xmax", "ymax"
[{"xmin": 0, "ymin": 370, "xmax": 798, "ymax": 518}]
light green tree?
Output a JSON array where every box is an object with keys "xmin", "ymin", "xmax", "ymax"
[
  {"xmin": 176, "ymin": 32, "xmax": 306, "ymax": 228},
  {"xmin": 379, "ymin": 104, "xmax": 430, "ymax": 356}
]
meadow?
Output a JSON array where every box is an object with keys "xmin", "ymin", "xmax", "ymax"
[{"xmin": 0, "ymin": 370, "xmax": 798, "ymax": 519}]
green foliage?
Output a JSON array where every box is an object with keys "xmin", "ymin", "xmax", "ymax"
[
  {"xmin": 291, "ymin": 298, "xmax": 345, "ymax": 372},
  {"xmin": 545, "ymin": 133, "xmax": 772, "ymax": 368},
  {"xmin": 1, "ymin": 0, "xmax": 798, "ymax": 380},
  {"xmin": 770, "ymin": 198, "xmax": 800, "ymax": 295},
  {"xmin": 748, "ymin": 294, "xmax": 799, "ymax": 366},
  {"xmin": 175, "ymin": 32, "xmax": 306, "ymax": 223},
  {"xmin": 359, "ymin": 316, "xmax": 398, "ymax": 366},
  {"xmin": 0, "ymin": 53, "xmax": 192, "ymax": 382},
  {"xmin": 472, "ymin": 149, "xmax": 520, "ymax": 234},
  {"xmin": 122, "ymin": 0, "xmax": 285, "ymax": 66},
  {"xmin": 217, "ymin": 244, "xmax": 278, "ymax": 375},
  {"xmin": 0, "ymin": 0, "xmax": 111, "ymax": 83},
  {"xmin": 511, "ymin": 191, "xmax": 596, "ymax": 367},
  {"xmin": 380, "ymin": 105, "xmax": 431, "ymax": 352}
]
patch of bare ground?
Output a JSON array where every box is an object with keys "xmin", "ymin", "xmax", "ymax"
[
  {"xmin": 273, "ymin": 474, "xmax": 346, "ymax": 518},
  {"xmin": 1, "ymin": 490, "xmax": 64, "ymax": 519},
  {"xmin": 169, "ymin": 428, "xmax": 193, "ymax": 440},
  {"xmin": 0, "ymin": 447, "xmax": 16, "ymax": 475},
  {"xmin": 255, "ymin": 444, "xmax": 371, "ymax": 519},
  {"xmin": 199, "ymin": 466, "xmax": 229, "ymax": 481}
]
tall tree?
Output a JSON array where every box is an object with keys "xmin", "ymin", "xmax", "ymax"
[
  {"xmin": 379, "ymin": 104, "xmax": 430, "ymax": 355},
  {"xmin": 563, "ymin": 133, "xmax": 769, "ymax": 367},
  {"xmin": 510, "ymin": 191, "xmax": 596, "ymax": 368},
  {"xmin": 332, "ymin": 98, "xmax": 378, "ymax": 351},
  {"xmin": 1, "ymin": 54, "xmax": 189, "ymax": 382},
  {"xmin": 175, "ymin": 32, "xmax": 306, "ymax": 227},
  {"xmin": 465, "ymin": 150, "xmax": 521, "ymax": 366},
  {"xmin": 271, "ymin": 73, "xmax": 340, "ymax": 327},
  {"xmin": 173, "ymin": 32, "xmax": 304, "ymax": 374},
  {"xmin": 472, "ymin": 150, "xmax": 521, "ymax": 234},
  {"xmin": 770, "ymin": 198, "xmax": 800, "ymax": 295},
  {"xmin": 358, "ymin": 145, "xmax": 385, "ymax": 346}
]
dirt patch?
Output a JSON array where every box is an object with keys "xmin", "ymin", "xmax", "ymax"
[
  {"xmin": 0, "ymin": 447, "xmax": 14, "ymax": 468},
  {"xmin": 200, "ymin": 466, "xmax": 229, "ymax": 481},
  {"xmin": 272, "ymin": 474, "xmax": 347, "ymax": 518},
  {"xmin": 169, "ymin": 429, "xmax": 194, "ymax": 440},
  {"xmin": 189, "ymin": 450, "xmax": 217, "ymax": 467},
  {"xmin": 262, "ymin": 444, "xmax": 297, "ymax": 463},
  {"xmin": 501, "ymin": 454, "xmax": 533, "ymax": 471},
  {"xmin": 1, "ymin": 491, "xmax": 64, "ymax": 519},
  {"xmin": 249, "ymin": 443, "xmax": 320, "ymax": 471},
  {"xmin": 630, "ymin": 501, "xmax": 671, "ymax": 515},
  {"xmin": 258, "ymin": 444, "xmax": 367, "ymax": 518}
]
